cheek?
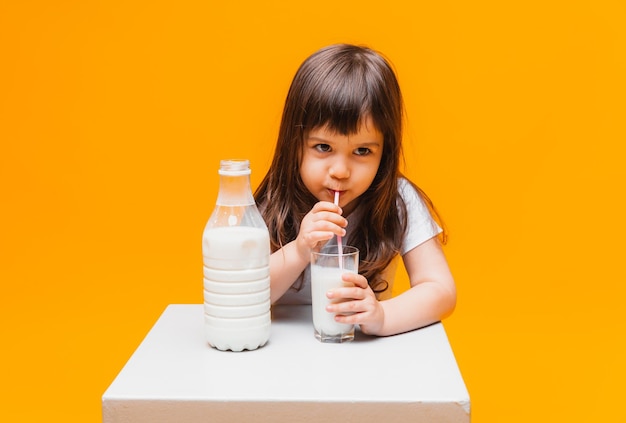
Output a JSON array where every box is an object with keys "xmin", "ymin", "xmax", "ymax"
[
  {"xmin": 298, "ymin": 157, "xmax": 309, "ymax": 180},
  {"xmin": 300, "ymin": 152, "xmax": 324, "ymax": 176},
  {"xmin": 356, "ymin": 171, "xmax": 377, "ymax": 193},
  {"xmin": 360, "ymin": 159, "xmax": 382, "ymax": 181},
  {"xmin": 298, "ymin": 156, "xmax": 318, "ymax": 190}
]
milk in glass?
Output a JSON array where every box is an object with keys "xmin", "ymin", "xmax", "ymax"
[{"xmin": 311, "ymin": 266, "xmax": 356, "ymax": 336}]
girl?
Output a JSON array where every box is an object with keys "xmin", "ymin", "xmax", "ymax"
[{"xmin": 255, "ymin": 44, "xmax": 456, "ymax": 336}]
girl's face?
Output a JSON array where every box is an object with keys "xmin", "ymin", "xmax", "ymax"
[{"xmin": 300, "ymin": 115, "xmax": 384, "ymax": 216}]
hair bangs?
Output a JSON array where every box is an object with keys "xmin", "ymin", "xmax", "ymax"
[
  {"xmin": 309, "ymin": 79, "xmax": 372, "ymax": 134},
  {"xmin": 300, "ymin": 54, "xmax": 387, "ymax": 136}
]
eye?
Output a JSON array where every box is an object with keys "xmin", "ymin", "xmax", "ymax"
[
  {"xmin": 314, "ymin": 143, "xmax": 332, "ymax": 153},
  {"xmin": 354, "ymin": 147, "xmax": 372, "ymax": 156}
]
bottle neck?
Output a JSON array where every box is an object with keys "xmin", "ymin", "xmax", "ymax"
[{"xmin": 216, "ymin": 173, "xmax": 255, "ymax": 206}]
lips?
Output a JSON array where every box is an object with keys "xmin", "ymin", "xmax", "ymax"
[{"xmin": 328, "ymin": 189, "xmax": 345, "ymax": 198}]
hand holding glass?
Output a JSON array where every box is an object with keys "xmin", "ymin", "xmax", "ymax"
[{"xmin": 310, "ymin": 246, "xmax": 359, "ymax": 343}]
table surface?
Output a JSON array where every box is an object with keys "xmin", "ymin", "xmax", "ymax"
[{"xmin": 103, "ymin": 304, "xmax": 469, "ymax": 406}]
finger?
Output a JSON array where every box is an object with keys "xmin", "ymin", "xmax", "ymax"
[
  {"xmin": 305, "ymin": 231, "xmax": 335, "ymax": 248},
  {"xmin": 310, "ymin": 219, "xmax": 347, "ymax": 236},
  {"xmin": 311, "ymin": 213, "xmax": 347, "ymax": 231},
  {"xmin": 327, "ymin": 299, "xmax": 362, "ymax": 315},
  {"xmin": 334, "ymin": 312, "xmax": 359, "ymax": 325},
  {"xmin": 328, "ymin": 287, "xmax": 366, "ymax": 302},
  {"xmin": 341, "ymin": 272, "xmax": 368, "ymax": 289},
  {"xmin": 312, "ymin": 201, "xmax": 343, "ymax": 215}
]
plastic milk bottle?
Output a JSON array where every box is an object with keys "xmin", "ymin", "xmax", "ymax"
[{"xmin": 202, "ymin": 159, "xmax": 271, "ymax": 351}]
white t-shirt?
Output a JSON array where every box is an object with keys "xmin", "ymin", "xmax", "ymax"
[{"xmin": 275, "ymin": 177, "xmax": 442, "ymax": 304}]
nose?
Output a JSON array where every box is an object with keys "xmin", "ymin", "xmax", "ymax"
[{"xmin": 329, "ymin": 156, "xmax": 350, "ymax": 180}]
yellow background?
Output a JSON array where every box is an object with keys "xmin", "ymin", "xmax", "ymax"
[{"xmin": 1, "ymin": 0, "xmax": 625, "ymax": 421}]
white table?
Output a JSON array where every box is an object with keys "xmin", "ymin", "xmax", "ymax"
[{"xmin": 103, "ymin": 304, "xmax": 470, "ymax": 422}]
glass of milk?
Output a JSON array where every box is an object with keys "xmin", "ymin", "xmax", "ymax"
[{"xmin": 310, "ymin": 245, "xmax": 359, "ymax": 343}]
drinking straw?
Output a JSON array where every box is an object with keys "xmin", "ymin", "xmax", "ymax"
[{"xmin": 334, "ymin": 191, "xmax": 344, "ymax": 269}]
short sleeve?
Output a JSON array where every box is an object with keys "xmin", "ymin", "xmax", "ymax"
[{"xmin": 399, "ymin": 178, "xmax": 442, "ymax": 255}]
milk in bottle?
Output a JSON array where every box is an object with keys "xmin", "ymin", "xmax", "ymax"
[{"xmin": 202, "ymin": 159, "xmax": 270, "ymax": 351}]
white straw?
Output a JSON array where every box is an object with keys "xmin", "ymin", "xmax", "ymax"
[{"xmin": 334, "ymin": 191, "xmax": 344, "ymax": 269}]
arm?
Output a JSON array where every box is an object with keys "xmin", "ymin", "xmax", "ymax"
[
  {"xmin": 329, "ymin": 236, "xmax": 456, "ymax": 336},
  {"xmin": 377, "ymin": 237, "xmax": 456, "ymax": 335},
  {"xmin": 269, "ymin": 201, "xmax": 347, "ymax": 303},
  {"xmin": 269, "ymin": 240, "xmax": 309, "ymax": 303}
]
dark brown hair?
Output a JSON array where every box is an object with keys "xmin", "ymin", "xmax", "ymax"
[{"xmin": 255, "ymin": 44, "xmax": 445, "ymax": 294}]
